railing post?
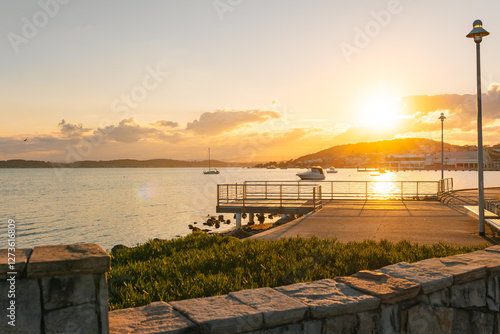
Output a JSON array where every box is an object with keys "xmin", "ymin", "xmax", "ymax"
[
  {"xmin": 365, "ymin": 181, "xmax": 368, "ymax": 199},
  {"xmin": 298, "ymin": 182, "xmax": 300, "ymax": 199},
  {"xmin": 313, "ymin": 186, "xmax": 316, "ymax": 209},
  {"xmin": 243, "ymin": 184, "xmax": 246, "ymax": 207},
  {"xmin": 226, "ymin": 184, "xmax": 229, "ymax": 203},
  {"xmin": 417, "ymin": 182, "xmax": 419, "ymax": 199},
  {"xmin": 331, "ymin": 181, "xmax": 333, "ymax": 200},
  {"xmin": 217, "ymin": 185, "xmax": 220, "ymax": 206},
  {"xmin": 265, "ymin": 181, "xmax": 268, "ymax": 200},
  {"xmin": 280, "ymin": 185, "xmax": 283, "ymax": 208}
]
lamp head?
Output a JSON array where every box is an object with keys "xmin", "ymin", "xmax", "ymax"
[
  {"xmin": 438, "ymin": 113, "xmax": 446, "ymax": 121},
  {"xmin": 466, "ymin": 20, "xmax": 489, "ymax": 42}
]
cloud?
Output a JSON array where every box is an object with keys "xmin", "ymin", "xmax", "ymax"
[
  {"xmin": 97, "ymin": 117, "xmax": 167, "ymax": 143},
  {"xmin": 154, "ymin": 120, "xmax": 179, "ymax": 128},
  {"xmin": 58, "ymin": 119, "xmax": 91, "ymax": 136},
  {"xmin": 402, "ymin": 83, "xmax": 500, "ymax": 133},
  {"xmin": 185, "ymin": 109, "xmax": 282, "ymax": 135}
]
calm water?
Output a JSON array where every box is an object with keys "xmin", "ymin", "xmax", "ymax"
[{"xmin": 1, "ymin": 168, "xmax": 499, "ymax": 250}]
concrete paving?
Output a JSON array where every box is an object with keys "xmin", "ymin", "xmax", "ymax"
[{"xmin": 250, "ymin": 188, "xmax": 500, "ymax": 246}]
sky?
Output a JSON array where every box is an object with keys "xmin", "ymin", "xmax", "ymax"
[{"xmin": 1, "ymin": 0, "xmax": 500, "ymax": 163}]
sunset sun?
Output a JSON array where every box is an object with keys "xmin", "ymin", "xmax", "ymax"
[{"xmin": 358, "ymin": 94, "xmax": 402, "ymax": 131}]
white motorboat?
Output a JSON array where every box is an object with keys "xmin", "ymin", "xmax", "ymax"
[
  {"xmin": 326, "ymin": 167, "xmax": 338, "ymax": 174},
  {"xmin": 267, "ymin": 165, "xmax": 277, "ymax": 169},
  {"xmin": 203, "ymin": 148, "xmax": 220, "ymax": 175},
  {"xmin": 296, "ymin": 167, "xmax": 326, "ymax": 180}
]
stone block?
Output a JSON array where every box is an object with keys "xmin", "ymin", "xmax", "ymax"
[
  {"xmin": 486, "ymin": 245, "xmax": 500, "ymax": 254},
  {"xmin": 406, "ymin": 305, "xmax": 453, "ymax": 334},
  {"xmin": 336, "ymin": 271, "xmax": 420, "ymax": 304},
  {"xmin": 488, "ymin": 276, "xmax": 500, "ymax": 312},
  {"xmin": 0, "ymin": 279, "xmax": 42, "ymax": 334},
  {"xmin": 0, "ymin": 248, "xmax": 32, "ymax": 279},
  {"xmin": 450, "ymin": 250, "xmax": 500, "ymax": 276},
  {"xmin": 109, "ymin": 301, "xmax": 197, "ymax": 334},
  {"xmin": 28, "ymin": 243, "xmax": 110, "ymax": 278},
  {"xmin": 44, "ymin": 303, "xmax": 99, "ymax": 334},
  {"xmin": 450, "ymin": 309, "xmax": 471, "ymax": 333},
  {"xmin": 358, "ymin": 311, "xmax": 379, "ymax": 334},
  {"xmin": 275, "ymin": 279, "xmax": 380, "ymax": 319},
  {"xmin": 302, "ymin": 320, "xmax": 322, "ymax": 334},
  {"xmin": 377, "ymin": 261, "xmax": 453, "ymax": 294},
  {"xmin": 97, "ymin": 274, "xmax": 109, "ymax": 334},
  {"xmin": 471, "ymin": 311, "xmax": 494, "ymax": 334},
  {"xmin": 229, "ymin": 287, "xmax": 308, "ymax": 328},
  {"xmin": 324, "ymin": 314, "xmax": 358, "ymax": 333},
  {"xmin": 413, "ymin": 257, "xmax": 487, "ymax": 284},
  {"xmin": 170, "ymin": 295, "xmax": 263, "ymax": 334},
  {"xmin": 246, "ymin": 323, "xmax": 302, "ymax": 334},
  {"xmin": 380, "ymin": 304, "xmax": 400, "ymax": 334},
  {"xmin": 450, "ymin": 280, "xmax": 487, "ymax": 308},
  {"xmin": 41, "ymin": 274, "xmax": 95, "ymax": 310}
]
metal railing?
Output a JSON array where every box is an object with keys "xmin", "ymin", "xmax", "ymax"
[
  {"xmin": 438, "ymin": 178, "xmax": 454, "ymax": 196},
  {"xmin": 241, "ymin": 180, "xmax": 443, "ymax": 200},
  {"xmin": 217, "ymin": 182, "xmax": 323, "ymax": 211}
]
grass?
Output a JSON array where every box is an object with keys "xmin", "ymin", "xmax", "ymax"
[{"xmin": 108, "ymin": 232, "xmax": 487, "ymax": 311}]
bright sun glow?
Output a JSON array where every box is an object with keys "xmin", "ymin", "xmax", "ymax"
[{"xmin": 358, "ymin": 93, "xmax": 402, "ymax": 131}]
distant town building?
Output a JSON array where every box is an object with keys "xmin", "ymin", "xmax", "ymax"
[{"xmin": 382, "ymin": 151, "xmax": 495, "ymax": 170}]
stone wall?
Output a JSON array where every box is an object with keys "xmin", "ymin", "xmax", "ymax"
[
  {"xmin": 0, "ymin": 243, "xmax": 110, "ymax": 334},
  {"xmin": 109, "ymin": 245, "xmax": 500, "ymax": 334}
]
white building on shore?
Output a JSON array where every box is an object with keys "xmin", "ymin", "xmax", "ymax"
[{"xmin": 382, "ymin": 151, "xmax": 495, "ymax": 170}]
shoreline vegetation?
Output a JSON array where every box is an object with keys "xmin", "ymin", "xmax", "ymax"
[{"xmin": 107, "ymin": 231, "xmax": 488, "ymax": 311}]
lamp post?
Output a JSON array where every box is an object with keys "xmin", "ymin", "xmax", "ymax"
[
  {"xmin": 438, "ymin": 113, "xmax": 446, "ymax": 180},
  {"xmin": 466, "ymin": 19, "xmax": 489, "ymax": 236}
]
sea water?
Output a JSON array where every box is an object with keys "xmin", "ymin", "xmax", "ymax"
[{"xmin": 1, "ymin": 168, "xmax": 498, "ymax": 249}]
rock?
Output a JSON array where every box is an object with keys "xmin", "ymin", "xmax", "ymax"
[
  {"xmin": 336, "ymin": 271, "xmax": 421, "ymax": 304},
  {"xmin": 324, "ymin": 314, "xmax": 358, "ymax": 333},
  {"xmin": 377, "ymin": 261, "xmax": 453, "ymax": 294},
  {"xmin": 28, "ymin": 243, "xmax": 110, "ymax": 278},
  {"xmin": 413, "ymin": 257, "xmax": 487, "ymax": 284},
  {"xmin": 449, "ymin": 250, "xmax": 500, "ymax": 276},
  {"xmin": 41, "ymin": 274, "xmax": 96, "ymax": 310},
  {"xmin": 485, "ymin": 245, "xmax": 500, "ymax": 254},
  {"xmin": 170, "ymin": 295, "xmax": 263, "ymax": 334},
  {"xmin": 229, "ymin": 287, "xmax": 308, "ymax": 328},
  {"xmin": 275, "ymin": 279, "xmax": 380, "ymax": 318},
  {"xmin": 471, "ymin": 311, "xmax": 494, "ymax": 334},
  {"xmin": 302, "ymin": 320, "xmax": 322, "ymax": 333},
  {"xmin": 487, "ymin": 276, "xmax": 500, "ymax": 312},
  {"xmin": 0, "ymin": 248, "xmax": 32, "ymax": 278},
  {"xmin": 111, "ymin": 244, "xmax": 128, "ymax": 254},
  {"xmin": 0, "ymin": 279, "xmax": 41, "ymax": 334},
  {"xmin": 450, "ymin": 280, "xmax": 486, "ymax": 308},
  {"xmin": 380, "ymin": 304, "xmax": 400, "ymax": 334},
  {"xmin": 44, "ymin": 303, "xmax": 99, "ymax": 334},
  {"xmin": 406, "ymin": 305, "xmax": 454, "ymax": 334},
  {"xmin": 109, "ymin": 301, "xmax": 196, "ymax": 334}
]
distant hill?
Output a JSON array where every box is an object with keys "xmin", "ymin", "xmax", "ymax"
[
  {"xmin": 256, "ymin": 138, "xmax": 471, "ymax": 168},
  {"xmin": 0, "ymin": 159, "xmax": 251, "ymax": 168}
]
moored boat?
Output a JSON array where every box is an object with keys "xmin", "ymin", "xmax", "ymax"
[{"xmin": 296, "ymin": 167, "xmax": 326, "ymax": 180}]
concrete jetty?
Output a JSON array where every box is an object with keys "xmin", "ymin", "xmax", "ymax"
[{"xmin": 249, "ymin": 188, "xmax": 500, "ymax": 246}]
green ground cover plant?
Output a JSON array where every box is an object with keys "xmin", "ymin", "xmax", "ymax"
[{"xmin": 108, "ymin": 232, "xmax": 487, "ymax": 311}]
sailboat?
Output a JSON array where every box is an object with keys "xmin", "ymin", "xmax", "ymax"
[{"xmin": 203, "ymin": 148, "xmax": 220, "ymax": 174}]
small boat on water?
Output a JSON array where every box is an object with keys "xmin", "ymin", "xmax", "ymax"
[
  {"xmin": 203, "ymin": 148, "xmax": 220, "ymax": 175},
  {"xmin": 267, "ymin": 165, "xmax": 277, "ymax": 169},
  {"xmin": 296, "ymin": 166, "xmax": 326, "ymax": 180},
  {"xmin": 326, "ymin": 167, "xmax": 338, "ymax": 174}
]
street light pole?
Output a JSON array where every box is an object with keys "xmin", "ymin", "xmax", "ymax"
[
  {"xmin": 439, "ymin": 113, "xmax": 446, "ymax": 180},
  {"xmin": 466, "ymin": 20, "xmax": 489, "ymax": 236}
]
